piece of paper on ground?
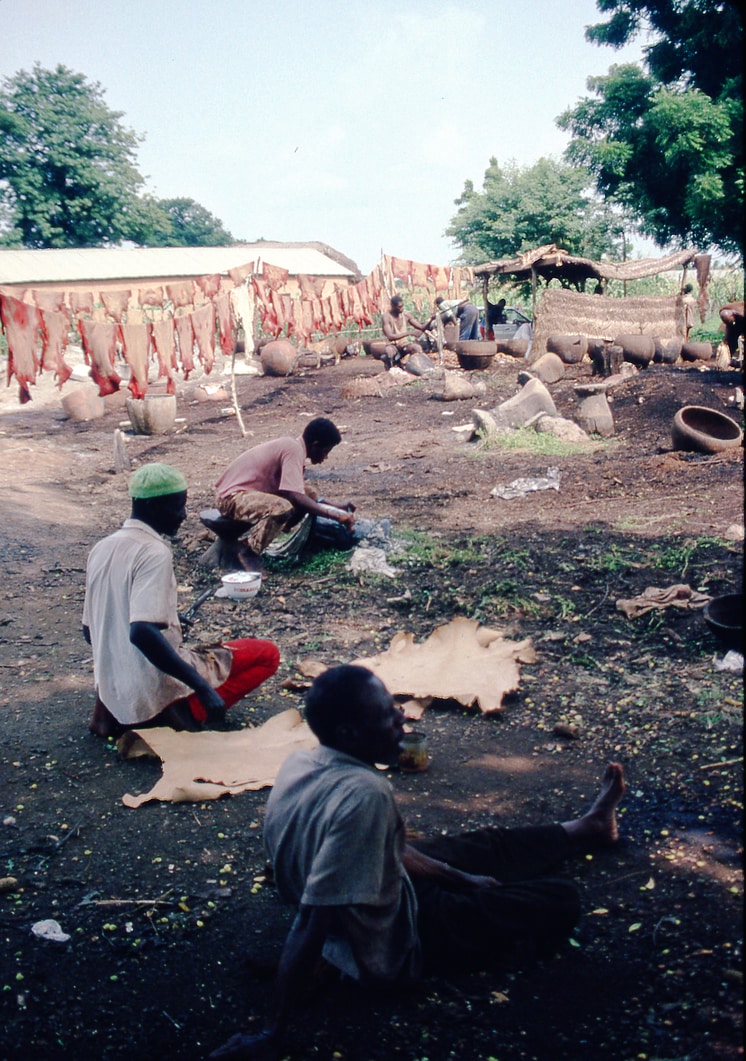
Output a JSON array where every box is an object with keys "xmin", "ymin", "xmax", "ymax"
[
  {"xmin": 353, "ymin": 616, "xmax": 536, "ymax": 715},
  {"xmin": 118, "ymin": 707, "xmax": 317, "ymax": 808}
]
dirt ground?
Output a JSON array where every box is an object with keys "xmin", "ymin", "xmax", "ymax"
[{"xmin": 0, "ymin": 349, "xmax": 743, "ymax": 1061}]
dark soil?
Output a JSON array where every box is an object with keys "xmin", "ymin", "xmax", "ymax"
[{"xmin": 0, "ymin": 353, "xmax": 743, "ymax": 1061}]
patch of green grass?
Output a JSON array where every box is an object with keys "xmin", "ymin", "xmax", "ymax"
[
  {"xmin": 477, "ymin": 427, "xmax": 606, "ymax": 456},
  {"xmin": 265, "ymin": 546, "xmax": 350, "ymax": 576}
]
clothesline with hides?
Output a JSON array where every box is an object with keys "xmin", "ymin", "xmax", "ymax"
[{"xmin": 0, "ymin": 254, "xmax": 477, "ymax": 403}]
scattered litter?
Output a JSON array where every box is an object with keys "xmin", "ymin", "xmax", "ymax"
[
  {"xmin": 616, "ymin": 584, "xmax": 711, "ymax": 620},
  {"xmin": 31, "ymin": 919, "xmax": 70, "ymax": 943},
  {"xmin": 491, "ymin": 468, "xmax": 560, "ymax": 500},
  {"xmin": 348, "ymin": 546, "xmax": 398, "ymax": 578},
  {"xmin": 715, "ymin": 651, "xmax": 743, "ymax": 674}
]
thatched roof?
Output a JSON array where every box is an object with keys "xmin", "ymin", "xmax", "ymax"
[{"xmin": 474, "ymin": 244, "xmax": 699, "ymax": 284}]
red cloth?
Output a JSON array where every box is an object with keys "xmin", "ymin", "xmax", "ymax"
[
  {"xmin": 174, "ymin": 314, "xmax": 196, "ymax": 378},
  {"xmin": 390, "ymin": 256, "xmax": 411, "ymax": 283},
  {"xmin": 428, "ymin": 265, "xmax": 451, "ymax": 291},
  {"xmin": 298, "ymin": 274, "xmax": 325, "ymax": 300},
  {"xmin": 31, "ymin": 290, "xmax": 67, "ymax": 313},
  {"xmin": 166, "ymin": 282, "xmax": 194, "ymax": 309},
  {"xmin": 410, "ymin": 261, "xmax": 429, "ymax": 289},
  {"xmin": 100, "ymin": 289, "xmax": 132, "ymax": 321},
  {"xmin": 262, "ymin": 261, "xmax": 289, "ymax": 290},
  {"xmin": 195, "ymin": 273, "xmax": 221, "ymax": 299},
  {"xmin": 119, "ymin": 323, "xmax": 152, "ymax": 398},
  {"xmin": 184, "ymin": 638, "xmax": 280, "ymax": 724},
  {"xmin": 228, "ymin": 262, "xmax": 255, "ymax": 285},
  {"xmin": 191, "ymin": 303, "xmax": 216, "ymax": 373},
  {"xmin": 214, "ymin": 293, "xmax": 235, "ymax": 357},
  {"xmin": 0, "ymin": 293, "xmax": 40, "ymax": 402},
  {"xmin": 138, "ymin": 285, "xmax": 164, "ymax": 307},
  {"xmin": 78, "ymin": 319, "xmax": 121, "ymax": 396},
  {"xmin": 69, "ymin": 291, "xmax": 94, "ymax": 316},
  {"xmin": 151, "ymin": 318, "xmax": 177, "ymax": 392},
  {"xmin": 40, "ymin": 308, "xmax": 73, "ymax": 386}
]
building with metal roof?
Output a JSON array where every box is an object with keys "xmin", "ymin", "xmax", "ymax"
[{"xmin": 0, "ymin": 241, "xmax": 361, "ymax": 291}]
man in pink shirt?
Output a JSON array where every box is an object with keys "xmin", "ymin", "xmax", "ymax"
[{"xmin": 215, "ymin": 418, "xmax": 355, "ymax": 557}]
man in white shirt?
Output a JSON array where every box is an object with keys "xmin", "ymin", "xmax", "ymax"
[{"xmin": 83, "ymin": 462, "xmax": 279, "ymax": 737}]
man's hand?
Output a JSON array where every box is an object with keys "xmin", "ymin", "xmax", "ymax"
[
  {"xmin": 208, "ymin": 1030, "xmax": 279, "ymax": 1061},
  {"xmin": 196, "ymin": 683, "xmax": 227, "ymax": 717}
]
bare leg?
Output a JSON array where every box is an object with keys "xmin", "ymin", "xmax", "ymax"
[
  {"xmin": 89, "ymin": 695, "xmax": 124, "ymax": 738},
  {"xmin": 561, "ymin": 762, "xmax": 626, "ymax": 850}
]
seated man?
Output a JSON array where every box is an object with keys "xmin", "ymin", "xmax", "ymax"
[
  {"xmin": 379, "ymin": 294, "xmax": 434, "ymax": 368},
  {"xmin": 83, "ymin": 463, "xmax": 280, "ymax": 738},
  {"xmin": 434, "ymin": 296, "xmax": 479, "ymax": 340},
  {"xmin": 214, "ymin": 418, "xmax": 355, "ymax": 559},
  {"xmin": 209, "ymin": 665, "xmax": 626, "ymax": 1061}
]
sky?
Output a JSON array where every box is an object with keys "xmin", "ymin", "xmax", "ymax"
[{"xmin": 1, "ymin": 0, "xmax": 648, "ymax": 275}]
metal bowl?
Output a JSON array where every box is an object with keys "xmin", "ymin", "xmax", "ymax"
[{"xmin": 703, "ymin": 593, "xmax": 743, "ymax": 651}]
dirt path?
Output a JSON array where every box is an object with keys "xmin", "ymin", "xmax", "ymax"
[{"xmin": 0, "ymin": 352, "xmax": 743, "ymax": 1061}]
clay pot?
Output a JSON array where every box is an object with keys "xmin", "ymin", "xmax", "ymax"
[
  {"xmin": 126, "ymin": 395, "xmax": 177, "ymax": 435},
  {"xmin": 260, "ymin": 339, "xmax": 298, "ymax": 376},
  {"xmin": 671, "ymin": 405, "xmax": 743, "ymax": 454},
  {"xmin": 615, "ymin": 334, "xmax": 655, "ymax": 367},
  {"xmin": 61, "ymin": 385, "xmax": 105, "ymax": 421},
  {"xmin": 495, "ymin": 338, "xmax": 529, "ymax": 358},
  {"xmin": 363, "ymin": 340, "xmax": 390, "ymax": 359},
  {"xmin": 703, "ymin": 594, "xmax": 743, "ymax": 652},
  {"xmin": 546, "ymin": 334, "xmax": 587, "ymax": 364},
  {"xmin": 654, "ymin": 337, "xmax": 683, "ymax": 364},
  {"xmin": 681, "ymin": 341, "xmax": 714, "ymax": 362}
]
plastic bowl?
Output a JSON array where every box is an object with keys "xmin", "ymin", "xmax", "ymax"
[
  {"xmin": 703, "ymin": 594, "xmax": 743, "ymax": 651},
  {"xmin": 218, "ymin": 571, "xmax": 262, "ymax": 601}
]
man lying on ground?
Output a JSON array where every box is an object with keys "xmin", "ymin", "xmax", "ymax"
[
  {"xmin": 214, "ymin": 417, "xmax": 355, "ymax": 560},
  {"xmin": 209, "ymin": 664, "xmax": 626, "ymax": 1061},
  {"xmin": 83, "ymin": 462, "xmax": 279, "ymax": 738}
]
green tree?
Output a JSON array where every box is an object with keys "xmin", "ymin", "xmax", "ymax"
[
  {"xmin": 133, "ymin": 196, "xmax": 235, "ymax": 246},
  {"xmin": 558, "ymin": 1, "xmax": 743, "ymax": 256},
  {"xmin": 446, "ymin": 156, "xmax": 625, "ymax": 267},
  {"xmin": 0, "ymin": 64, "xmax": 145, "ymax": 248}
]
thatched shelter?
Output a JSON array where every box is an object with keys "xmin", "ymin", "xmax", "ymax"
[
  {"xmin": 531, "ymin": 288, "xmax": 686, "ymax": 358},
  {"xmin": 474, "ymin": 243, "xmax": 710, "ymax": 321}
]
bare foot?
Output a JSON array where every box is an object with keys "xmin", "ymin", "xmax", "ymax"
[
  {"xmin": 89, "ymin": 696, "xmax": 124, "ymax": 738},
  {"xmin": 562, "ymin": 762, "xmax": 626, "ymax": 849}
]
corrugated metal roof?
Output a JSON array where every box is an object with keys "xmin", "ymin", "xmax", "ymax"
[{"xmin": 0, "ymin": 243, "xmax": 356, "ymax": 284}]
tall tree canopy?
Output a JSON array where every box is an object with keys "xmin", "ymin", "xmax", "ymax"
[
  {"xmin": 446, "ymin": 156, "xmax": 625, "ymax": 264},
  {"xmin": 0, "ymin": 64, "xmax": 145, "ymax": 248},
  {"xmin": 558, "ymin": 0, "xmax": 743, "ymax": 256},
  {"xmin": 133, "ymin": 196, "xmax": 235, "ymax": 247},
  {"xmin": 0, "ymin": 64, "xmax": 236, "ymax": 249}
]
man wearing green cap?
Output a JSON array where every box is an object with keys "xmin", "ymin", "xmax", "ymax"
[{"xmin": 83, "ymin": 463, "xmax": 279, "ymax": 737}]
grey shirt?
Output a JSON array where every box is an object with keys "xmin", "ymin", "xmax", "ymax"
[{"xmin": 264, "ymin": 745, "xmax": 421, "ymax": 982}]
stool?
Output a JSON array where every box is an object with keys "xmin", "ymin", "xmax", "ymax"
[{"xmin": 199, "ymin": 508, "xmax": 260, "ymax": 571}]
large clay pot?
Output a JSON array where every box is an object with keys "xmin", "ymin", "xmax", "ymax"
[
  {"xmin": 126, "ymin": 394, "xmax": 177, "ymax": 434},
  {"xmin": 654, "ymin": 337, "xmax": 682, "ymax": 364},
  {"xmin": 495, "ymin": 338, "xmax": 529, "ymax": 358},
  {"xmin": 546, "ymin": 334, "xmax": 587, "ymax": 364},
  {"xmin": 671, "ymin": 405, "xmax": 743, "ymax": 454},
  {"xmin": 62, "ymin": 385, "xmax": 105, "ymax": 422},
  {"xmin": 260, "ymin": 339, "xmax": 298, "ymax": 376},
  {"xmin": 680, "ymin": 341, "xmax": 714, "ymax": 362},
  {"xmin": 615, "ymin": 334, "xmax": 655, "ymax": 367},
  {"xmin": 363, "ymin": 340, "xmax": 390, "ymax": 359},
  {"xmin": 455, "ymin": 341, "xmax": 496, "ymax": 369}
]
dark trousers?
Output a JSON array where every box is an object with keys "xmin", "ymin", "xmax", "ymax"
[
  {"xmin": 411, "ymin": 825, "xmax": 580, "ymax": 973},
  {"xmin": 458, "ymin": 303, "xmax": 479, "ymax": 340}
]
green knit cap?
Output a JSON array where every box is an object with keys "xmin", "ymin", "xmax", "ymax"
[{"xmin": 128, "ymin": 463, "xmax": 187, "ymax": 499}]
